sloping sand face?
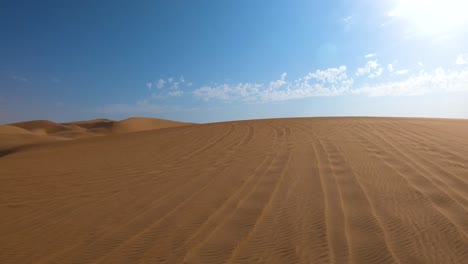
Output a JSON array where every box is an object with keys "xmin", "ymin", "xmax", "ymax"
[
  {"xmin": 0, "ymin": 117, "xmax": 467, "ymax": 263},
  {"xmin": 11, "ymin": 117, "xmax": 191, "ymax": 138},
  {"xmin": 0, "ymin": 118, "xmax": 191, "ymax": 155}
]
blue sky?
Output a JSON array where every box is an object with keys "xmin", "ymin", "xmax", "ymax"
[{"xmin": 1, "ymin": 0, "xmax": 468, "ymax": 123}]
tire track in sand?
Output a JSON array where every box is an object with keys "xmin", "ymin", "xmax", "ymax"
[
  {"xmin": 352, "ymin": 120, "xmax": 468, "ymax": 263},
  {"xmin": 380, "ymin": 120, "xmax": 468, "ymax": 189},
  {"xmin": 320, "ymin": 139, "xmax": 400, "ymax": 263},
  {"xmin": 181, "ymin": 124, "xmax": 292, "ymax": 263},
  {"xmin": 226, "ymin": 122, "xmax": 330, "ymax": 263},
  {"xmin": 361, "ymin": 121, "xmax": 468, "ymax": 232},
  {"xmin": 40, "ymin": 124, "xmax": 249, "ymax": 263},
  {"xmin": 313, "ymin": 139, "xmax": 349, "ymax": 263}
]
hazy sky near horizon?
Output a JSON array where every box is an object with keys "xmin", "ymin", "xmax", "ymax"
[{"xmin": 1, "ymin": 0, "xmax": 468, "ymax": 123}]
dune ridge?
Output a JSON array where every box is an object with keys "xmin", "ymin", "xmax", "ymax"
[
  {"xmin": 0, "ymin": 117, "xmax": 467, "ymax": 263},
  {"xmin": 0, "ymin": 117, "xmax": 191, "ymax": 155},
  {"xmin": 111, "ymin": 117, "xmax": 192, "ymax": 134},
  {"xmin": 10, "ymin": 117, "xmax": 191, "ymax": 137}
]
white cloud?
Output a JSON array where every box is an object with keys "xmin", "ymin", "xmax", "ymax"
[
  {"xmin": 193, "ymin": 86, "xmax": 229, "ymax": 101},
  {"xmin": 170, "ymin": 82, "xmax": 180, "ymax": 90},
  {"xmin": 307, "ymin": 66, "xmax": 349, "ymax": 83},
  {"xmin": 356, "ymin": 60, "xmax": 383, "ymax": 78},
  {"xmin": 387, "ymin": 64, "xmax": 394, "ymax": 72},
  {"xmin": 193, "ymin": 83, "xmax": 263, "ymax": 101},
  {"xmin": 193, "ymin": 65, "xmax": 468, "ymax": 102},
  {"xmin": 343, "ymin": 16, "xmax": 352, "ymax": 23},
  {"xmin": 388, "ymin": 61, "xmax": 410, "ymax": 75},
  {"xmin": 268, "ymin": 72, "xmax": 287, "ymax": 90},
  {"xmin": 353, "ymin": 79, "xmax": 428, "ymax": 97},
  {"xmin": 156, "ymin": 79, "xmax": 166, "ymax": 89},
  {"xmin": 364, "ymin": 53, "xmax": 377, "ymax": 58},
  {"xmin": 261, "ymin": 67, "xmax": 353, "ymax": 101},
  {"xmin": 146, "ymin": 82, "xmax": 152, "ymax": 90},
  {"xmin": 432, "ymin": 67, "xmax": 468, "ymax": 92},
  {"xmin": 418, "ymin": 62, "xmax": 423, "ymax": 67},
  {"xmin": 147, "ymin": 77, "xmax": 191, "ymax": 99},
  {"xmin": 98, "ymin": 65, "xmax": 468, "ymax": 117},
  {"xmin": 353, "ymin": 67, "xmax": 468, "ymax": 96},
  {"xmin": 341, "ymin": 16, "xmax": 353, "ymax": 31},
  {"xmin": 137, "ymin": 63, "xmax": 468, "ymax": 107},
  {"xmin": 368, "ymin": 68, "xmax": 383, "ymax": 79},
  {"xmin": 395, "ymin": 69, "xmax": 409, "ymax": 75},
  {"xmin": 168, "ymin": 90, "xmax": 184, "ymax": 97},
  {"xmin": 456, "ymin": 54, "xmax": 468, "ymax": 65},
  {"xmin": 193, "ymin": 66, "xmax": 353, "ymax": 102}
]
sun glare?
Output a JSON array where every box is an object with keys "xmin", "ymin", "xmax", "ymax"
[{"xmin": 391, "ymin": 0, "xmax": 468, "ymax": 34}]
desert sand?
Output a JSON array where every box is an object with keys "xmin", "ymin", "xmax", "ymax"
[
  {"xmin": 0, "ymin": 117, "xmax": 467, "ymax": 263},
  {"xmin": 0, "ymin": 117, "xmax": 190, "ymax": 156}
]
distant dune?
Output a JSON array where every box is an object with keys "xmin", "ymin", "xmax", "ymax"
[
  {"xmin": 0, "ymin": 124, "xmax": 34, "ymax": 135},
  {"xmin": 110, "ymin": 117, "xmax": 192, "ymax": 134},
  {"xmin": 1, "ymin": 117, "xmax": 467, "ymax": 263},
  {"xmin": 0, "ymin": 124, "xmax": 64, "ymax": 156},
  {"xmin": 1, "ymin": 117, "xmax": 191, "ymax": 155},
  {"xmin": 11, "ymin": 117, "xmax": 191, "ymax": 136}
]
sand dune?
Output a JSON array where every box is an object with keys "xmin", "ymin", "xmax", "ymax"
[
  {"xmin": 0, "ymin": 117, "xmax": 467, "ymax": 263},
  {"xmin": 110, "ymin": 117, "xmax": 192, "ymax": 134},
  {"xmin": 11, "ymin": 117, "xmax": 190, "ymax": 137},
  {"xmin": 0, "ymin": 124, "xmax": 34, "ymax": 135},
  {"xmin": 9, "ymin": 120, "xmax": 77, "ymax": 135},
  {"xmin": 1, "ymin": 117, "xmax": 191, "ymax": 154},
  {"xmin": 0, "ymin": 125, "xmax": 64, "ymax": 157}
]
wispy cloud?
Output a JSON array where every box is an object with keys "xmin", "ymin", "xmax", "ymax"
[
  {"xmin": 341, "ymin": 16, "xmax": 353, "ymax": 31},
  {"xmin": 170, "ymin": 81, "xmax": 180, "ymax": 90},
  {"xmin": 353, "ymin": 67, "xmax": 468, "ymax": 96},
  {"xmin": 193, "ymin": 83, "xmax": 263, "ymax": 101},
  {"xmin": 156, "ymin": 79, "xmax": 166, "ymax": 89},
  {"xmin": 342, "ymin": 16, "xmax": 352, "ymax": 23},
  {"xmin": 268, "ymin": 72, "xmax": 287, "ymax": 90},
  {"xmin": 395, "ymin": 69, "xmax": 409, "ymax": 75},
  {"xmin": 456, "ymin": 54, "xmax": 468, "ymax": 65},
  {"xmin": 368, "ymin": 68, "xmax": 383, "ymax": 79},
  {"xmin": 146, "ymin": 76, "xmax": 189, "ymax": 98},
  {"xmin": 193, "ymin": 66, "xmax": 353, "ymax": 102},
  {"xmin": 100, "ymin": 65, "xmax": 468, "ymax": 116},
  {"xmin": 193, "ymin": 65, "xmax": 468, "ymax": 102},
  {"xmin": 388, "ymin": 60, "xmax": 410, "ymax": 75},
  {"xmin": 12, "ymin": 75, "xmax": 29, "ymax": 82},
  {"xmin": 168, "ymin": 90, "xmax": 184, "ymax": 97},
  {"xmin": 364, "ymin": 53, "xmax": 376, "ymax": 58},
  {"xmin": 356, "ymin": 60, "xmax": 383, "ymax": 78}
]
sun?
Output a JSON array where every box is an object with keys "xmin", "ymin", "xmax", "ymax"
[{"xmin": 390, "ymin": 0, "xmax": 468, "ymax": 35}]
